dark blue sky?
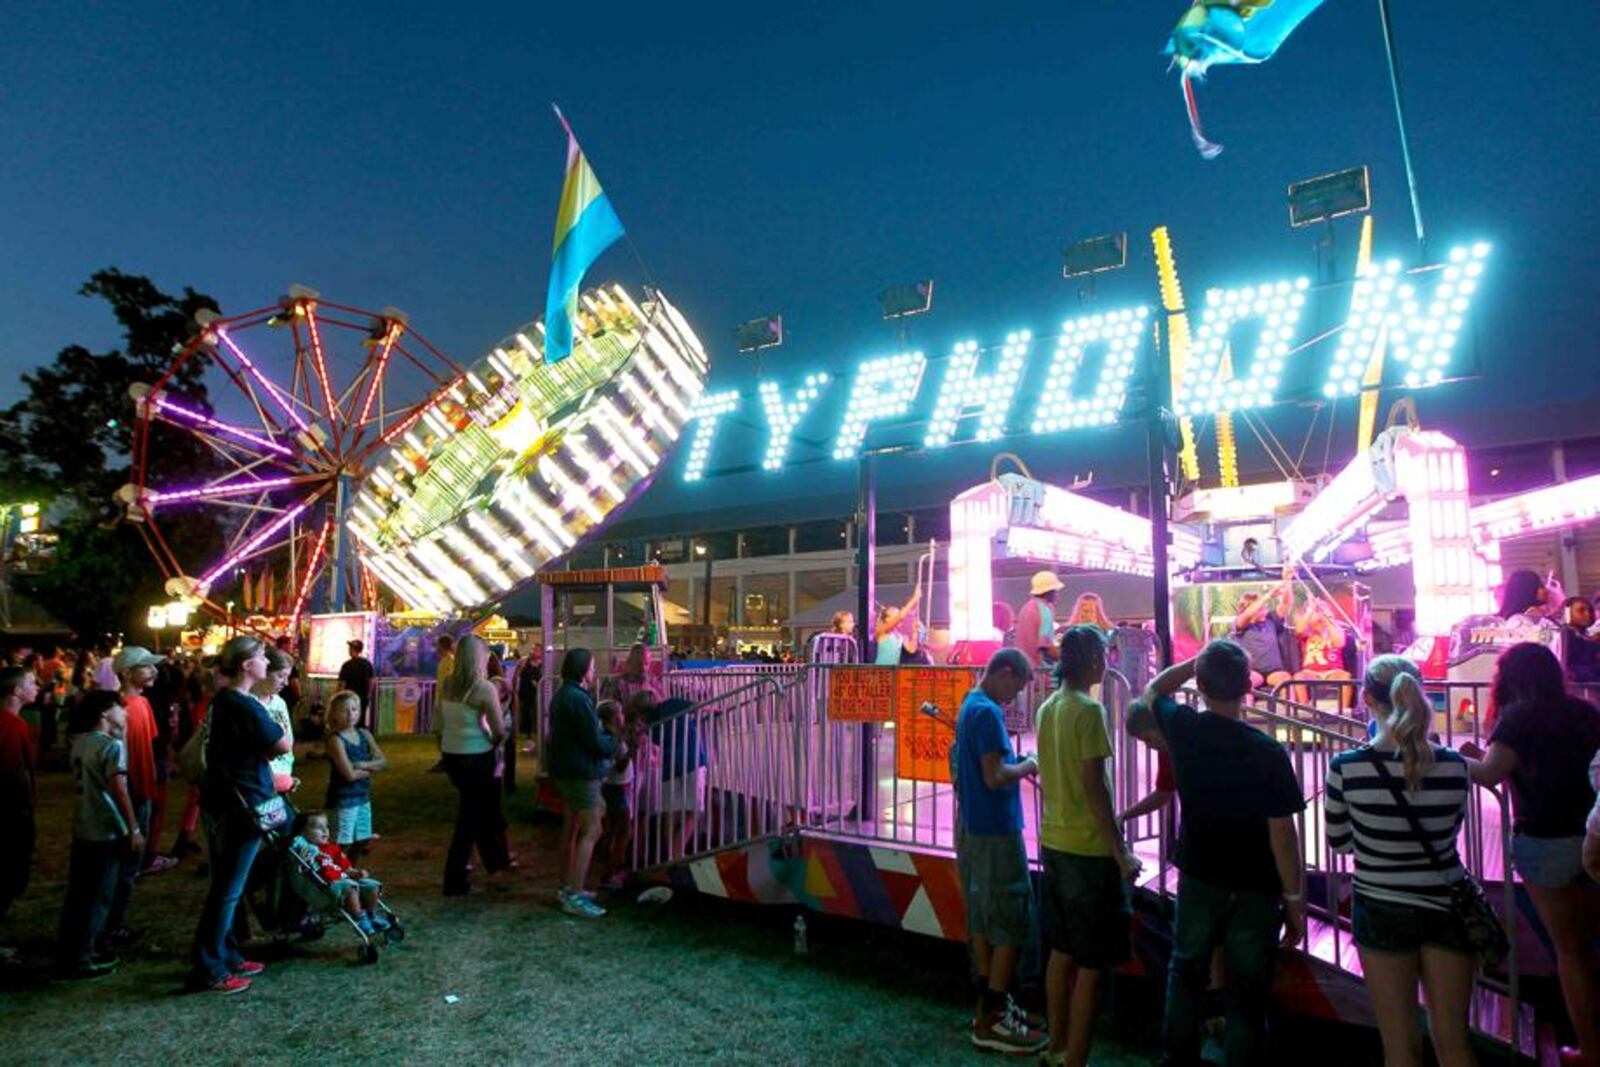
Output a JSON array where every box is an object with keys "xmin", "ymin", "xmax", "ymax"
[{"xmin": 5, "ymin": 3, "xmax": 1597, "ymax": 530}]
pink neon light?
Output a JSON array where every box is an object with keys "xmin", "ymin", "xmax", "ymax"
[
  {"xmin": 945, "ymin": 476, "xmax": 1201, "ymax": 642},
  {"xmin": 1394, "ymin": 433, "xmax": 1481, "ymax": 635},
  {"xmin": 200, "ymin": 503, "xmax": 309, "ymax": 587},
  {"xmin": 355, "ymin": 324, "xmax": 401, "ymax": 427},
  {"xmin": 1471, "ymin": 471, "xmax": 1600, "ymax": 542},
  {"xmin": 289, "ymin": 520, "xmax": 332, "ymax": 626},
  {"xmin": 151, "ymin": 396, "xmax": 294, "ymax": 457},
  {"xmin": 215, "ymin": 329, "xmax": 310, "ymax": 432},
  {"xmin": 147, "ymin": 475, "xmax": 304, "ymax": 504},
  {"xmin": 303, "ymin": 306, "xmax": 339, "ymax": 421}
]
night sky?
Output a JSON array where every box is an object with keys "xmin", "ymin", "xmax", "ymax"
[{"xmin": 5, "ymin": 3, "xmax": 1597, "ymax": 530}]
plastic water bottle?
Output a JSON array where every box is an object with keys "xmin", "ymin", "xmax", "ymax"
[{"xmin": 793, "ymin": 914, "xmax": 809, "ymax": 957}]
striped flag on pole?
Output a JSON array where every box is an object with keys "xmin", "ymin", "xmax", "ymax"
[{"xmin": 543, "ymin": 107, "xmax": 625, "ymax": 363}]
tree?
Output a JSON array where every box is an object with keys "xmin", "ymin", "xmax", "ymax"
[{"xmin": 0, "ymin": 270, "xmax": 224, "ymax": 639}]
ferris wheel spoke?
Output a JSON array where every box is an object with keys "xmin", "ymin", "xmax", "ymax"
[
  {"xmin": 147, "ymin": 394, "xmax": 298, "ymax": 459},
  {"xmin": 197, "ymin": 488, "xmax": 329, "ymax": 590},
  {"xmin": 297, "ymin": 305, "xmax": 343, "ymax": 440},
  {"xmin": 353, "ymin": 322, "xmax": 404, "ymax": 438},
  {"xmin": 288, "ymin": 519, "xmax": 333, "ymax": 627},
  {"xmin": 213, "ymin": 328, "xmax": 311, "ymax": 434},
  {"xmin": 144, "ymin": 473, "xmax": 323, "ymax": 507}
]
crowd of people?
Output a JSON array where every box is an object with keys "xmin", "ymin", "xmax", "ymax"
[
  {"xmin": 4, "ymin": 601, "xmax": 1598, "ymax": 1063},
  {"xmin": 953, "ymin": 630, "xmax": 1600, "ymax": 1066}
]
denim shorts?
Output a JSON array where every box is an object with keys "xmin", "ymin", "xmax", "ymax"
[
  {"xmin": 1352, "ymin": 894, "xmax": 1473, "ymax": 955},
  {"xmin": 331, "ymin": 802, "xmax": 372, "ymax": 845},
  {"xmin": 556, "ymin": 778, "xmax": 603, "ymax": 812},
  {"xmin": 1512, "ymin": 834, "xmax": 1587, "ymax": 889},
  {"xmin": 1041, "ymin": 848, "xmax": 1131, "ymax": 969}
]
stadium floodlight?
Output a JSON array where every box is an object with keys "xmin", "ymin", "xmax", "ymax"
[
  {"xmin": 1062, "ymin": 233, "xmax": 1127, "ymax": 278},
  {"xmin": 734, "ymin": 315, "xmax": 783, "ymax": 354},
  {"xmin": 878, "ymin": 280, "xmax": 934, "ymax": 320},
  {"xmin": 1288, "ymin": 166, "xmax": 1371, "ymax": 228}
]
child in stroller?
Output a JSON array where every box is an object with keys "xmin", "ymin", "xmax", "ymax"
[{"xmin": 287, "ymin": 812, "xmax": 402, "ymax": 960}]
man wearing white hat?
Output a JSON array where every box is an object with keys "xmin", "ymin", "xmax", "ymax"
[
  {"xmin": 104, "ymin": 646, "xmax": 171, "ymax": 949},
  {"xmin": 1016, "ymin": 572, "xmax": 1064, "ymax": 667}
]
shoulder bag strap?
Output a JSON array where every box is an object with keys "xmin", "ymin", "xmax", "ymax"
[{"xmin": 1366, "ymin": 750, "xmax": 1450, "ymax": 874}]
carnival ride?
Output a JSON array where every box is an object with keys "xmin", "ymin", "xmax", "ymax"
[{"xmin": 120, "ymin": 283, "xmax": 708, "ymax": 628}]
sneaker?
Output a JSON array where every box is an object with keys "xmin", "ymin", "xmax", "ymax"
[
  {"xmin": 56, "ymin": 956, "xmax": 118, "ymax": 981},
  {"xmin": 141, "ymin": 855, "xmax": 179, "ymax": 875},
  {"xmin": 972, "ymin": 1007, "xmax": 1047, "ymax": 1055},
  {"xmin": 1006, "ymin": 995, "xmax": 1045, "ymax": 1032},
  {"xmin": 356, "ymin": 917, "xmax": 376, "ymax": 936},
  {"xmin": 233, "ymin": 960, "xmax": 265, "ymax": 977},
  {"xmin": 367, "ymin": 913, "xmax": 391, "ymax": 932},
  {"xmin": 561, "ymin": 893, "xmax": 606, "ymax": 919},
  {"xmin": 208, "ymin": 975, "xmax": 251, "ymax": 995}
]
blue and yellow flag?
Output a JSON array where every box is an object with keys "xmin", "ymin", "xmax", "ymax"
[
  {"xmin": 1165, "ymin": 0, "xmax": 1329, "ymax": 158},
  {"xmin": 544, "ymin": 111, "xmax": 624, "ymax": 363}
]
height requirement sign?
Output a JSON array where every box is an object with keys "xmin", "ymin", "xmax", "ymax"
[{"xmin": 828, "ymin": 666, "xmax": 979, "ymax": 785}]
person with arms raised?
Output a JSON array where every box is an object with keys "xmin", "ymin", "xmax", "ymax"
[{"xmin": 1126, "ymin": 640, "xmax": 1306, "ymax": 1066}]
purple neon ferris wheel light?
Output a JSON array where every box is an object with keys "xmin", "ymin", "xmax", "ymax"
[
  {"xmin": 146, "ymin": 475, "xmax": 305, "ymax": 505},
  {"xmin": 199, "ymin": 502, "xmax": 310, "ymax": 588},
  {"xmin": 214, "ymin": 329, "xmax": 312, "ymax": 432},
  {"xmin": 150, "ymin": 395, "xmax": 295, "ymax": 457}
]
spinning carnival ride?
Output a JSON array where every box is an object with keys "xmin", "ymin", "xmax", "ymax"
[{"xmin": 120, "ymin": 284, "xmax": 708, "ymax": 624}]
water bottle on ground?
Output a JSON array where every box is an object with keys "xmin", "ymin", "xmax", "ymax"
[{"xmin": 793, "ymin": 914, "xmax": 808, "ymax": 957}]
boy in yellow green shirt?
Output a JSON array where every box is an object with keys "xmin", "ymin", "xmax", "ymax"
[{"xmin": 1034, "ymin": 625, "xmax": 1141, "ymax": 1067}]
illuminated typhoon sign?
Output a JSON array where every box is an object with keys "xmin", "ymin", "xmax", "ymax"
[{"xmin": 682, "ymin": 241, "xmax": 1490, "ymax": 481}]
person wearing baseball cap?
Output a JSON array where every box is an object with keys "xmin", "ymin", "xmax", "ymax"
[
  {"xmin": 1016, "ymin": 572, "xmax": 1064, "ymax": 667},
  {"xmin": 105, "ymin": 646, "xmax": 171, "ymax": 949}
]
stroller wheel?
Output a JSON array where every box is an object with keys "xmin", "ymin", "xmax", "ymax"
[
  {"xmin": 358, "ymin": 942, "xmax": 380, "ymax": 965},
  {"xmin": 384, "ymin": 922, "xmax": 405, "ymax": 944}
]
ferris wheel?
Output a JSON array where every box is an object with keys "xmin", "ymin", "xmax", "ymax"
[
  {"xmin": 121, "ymin": 281, "xmax": 710, "ymax": 626},
  {"xmin": 120, "ymin": 284, "xmax": 464, "ymax": 625}
]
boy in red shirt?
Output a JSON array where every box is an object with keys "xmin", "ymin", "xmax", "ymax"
[
  {"xmin": 290, "ymin": 812, "xmax": 389, "ymax": 936},
  {"xmin": 0, "ymin": 666, "xmax": 39, "ymax": 937}
]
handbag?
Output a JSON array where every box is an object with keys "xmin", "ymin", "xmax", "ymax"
[
  {"xmin": 1367, "ymin": 752, "xmax": 1510, "ymax": 968},
  {"xmin": 236, "ymin": 787, "xmax": 293, "ymax": 837}
]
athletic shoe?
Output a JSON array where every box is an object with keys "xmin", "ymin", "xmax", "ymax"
[
  {"xmin": 1006, "ymin": 995, "xmax": 1045, "ymax": 1032},
  {"xmin": 56, "ymin": 956, "xmax": 118, "ymax": 981},
  {"xmin": 971, "ymin": 1007, "xmax": 1047, "ymax": 1055},
  {"xmin": 561, "ymin": 893, "xmax": 606, "ymax": 919},
  {"xmin": 367, "ymin": 913, "xmax": 391, "ymax": 932},
  {"xmin": 141, "ymin": 855, "xmax": 179, "ymax": 875},
  {"xmin": 208, "ymin": 975, "xmax": 251, "ymax": 995},
  {"xmin": 233, "ymin": 960, "xmax": 265, "ymax": 977},
  {"xmin": 356, "ymin": 917, "xmax": 377, "ymax": 936}
]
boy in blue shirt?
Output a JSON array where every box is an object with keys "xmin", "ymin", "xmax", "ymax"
[{"xmin": 954, "ymin": 647, "xmax": 1045, "ymax": 1055}]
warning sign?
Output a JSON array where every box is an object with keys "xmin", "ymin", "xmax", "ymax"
[
  {"xmin": 894, "ymin": 667, "xmax": 979, "ymax": 784},
  {"xmin": 826, "ymin": 667, "xmax": 898, "ymax": 722}
]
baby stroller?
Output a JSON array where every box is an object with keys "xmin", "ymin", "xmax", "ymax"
[{"xmin": 283, "ymin": 840, "xmax": 405, "ymax": 964}]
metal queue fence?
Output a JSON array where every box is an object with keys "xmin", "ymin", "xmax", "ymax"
[
  {"xmin": 625, "ymin": 662, "xmax": 1523, "ymax": 1047},
  {"xmin": 1163, "ymin": 688, "xmax": 1521, "ymax": 1049},
  {"xmin": 1267, "ymin": 676, "xmax": 1600, "ymax": 752}
]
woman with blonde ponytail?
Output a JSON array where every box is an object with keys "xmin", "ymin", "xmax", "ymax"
[{"xmin": 1325, "ymin": 654, "xmax": 1475, "ymax": 1066}]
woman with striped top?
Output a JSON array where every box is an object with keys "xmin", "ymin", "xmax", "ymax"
[{"xmin": 1325, "ymin": 655, "xmax": 1475, "ymax": 1067}]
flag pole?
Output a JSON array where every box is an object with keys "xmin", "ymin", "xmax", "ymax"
[{"xmin": 1376, "ymin": 0, "xmax": 1427, "ymax": 262}]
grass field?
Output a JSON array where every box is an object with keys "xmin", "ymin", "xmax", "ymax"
[{"xmin": 0, "ymin": 734, "xmax": 1184, "ymax": 1065}]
